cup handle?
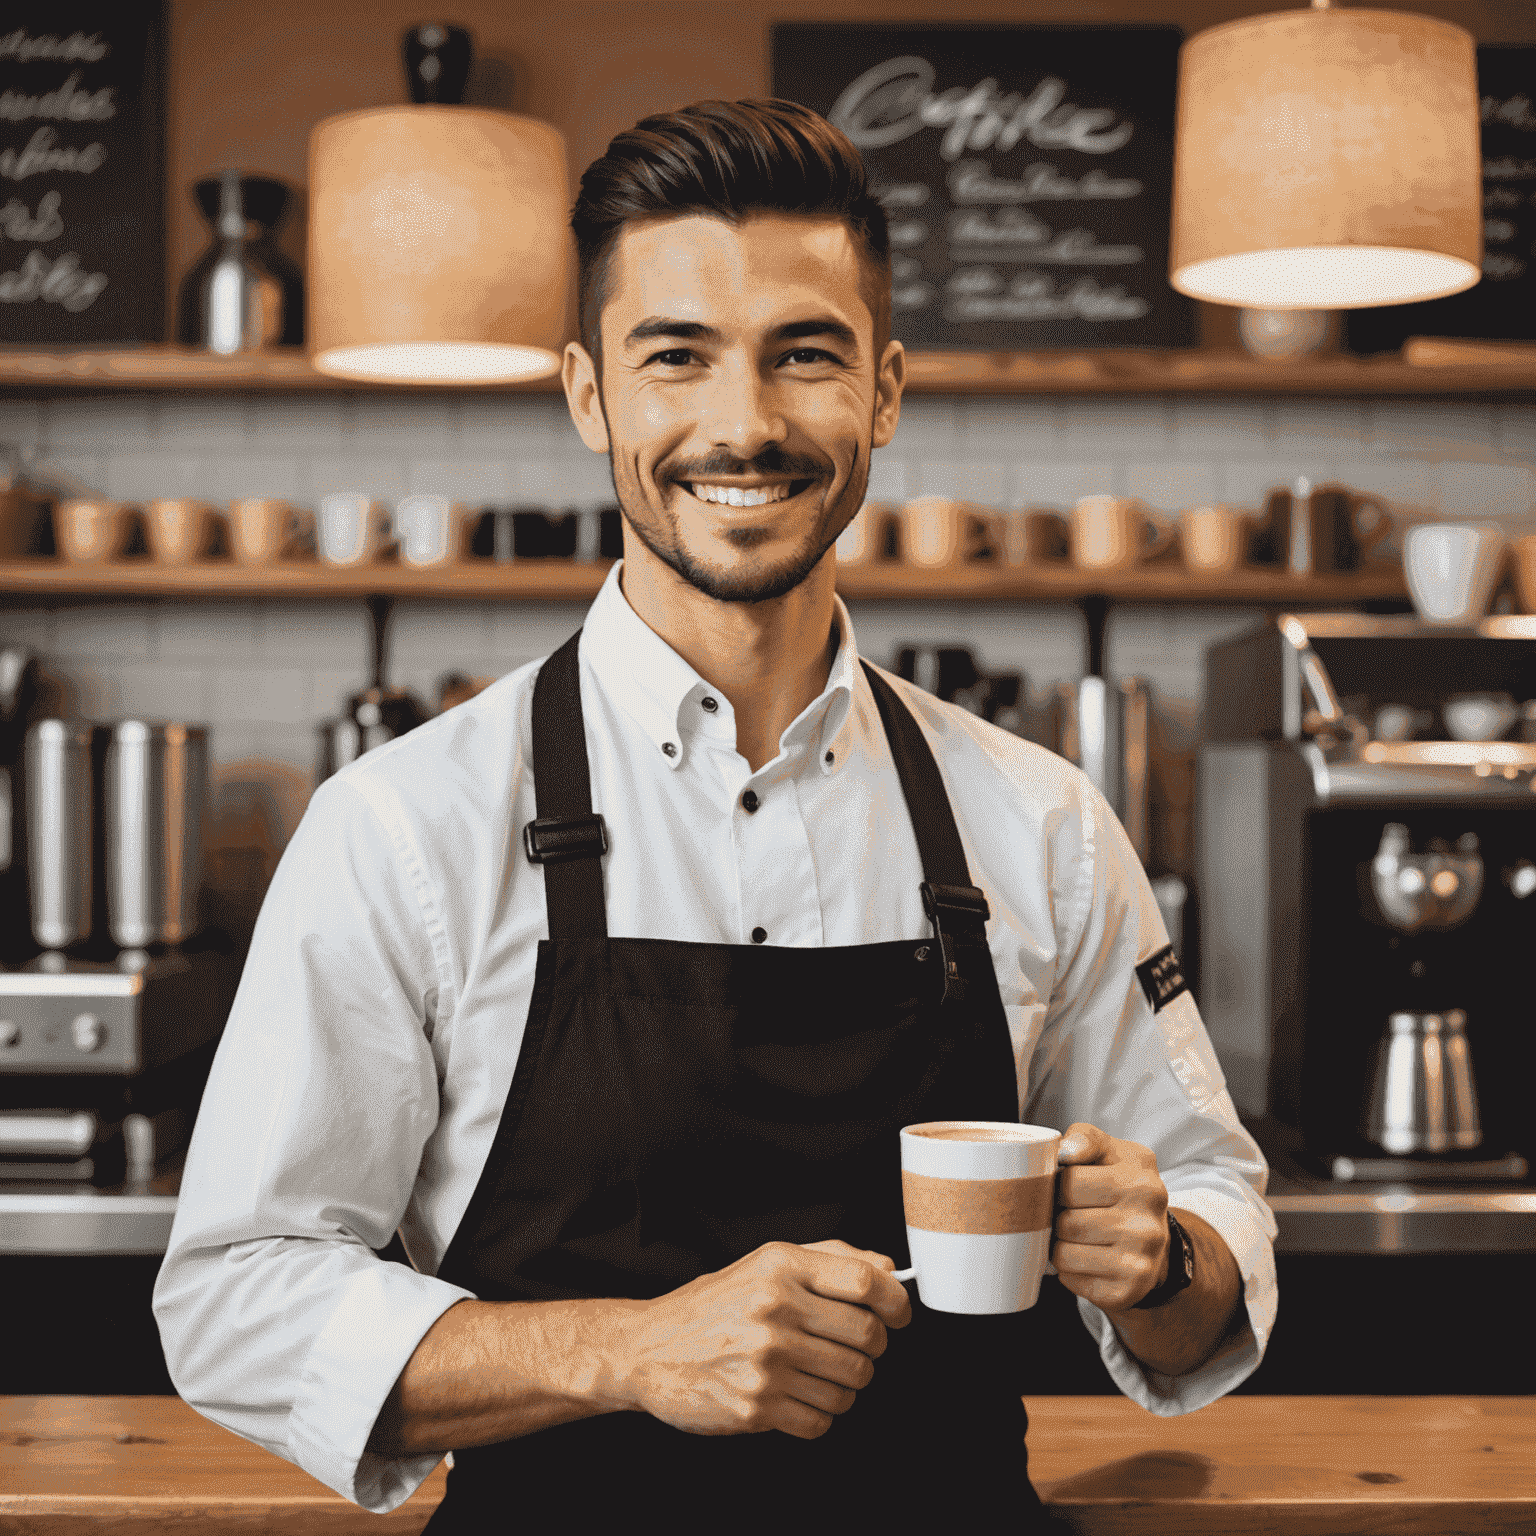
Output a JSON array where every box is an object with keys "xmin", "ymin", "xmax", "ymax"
[
  {"xmin": 1143, "ymin": 507, "xmax": 1175, "ymax": 559},
  {"xmin": 287, "ymin": 506, "xmax": 316, "ymax": 557},
  {"xmin": 1350, "ymin": 496, "xmax": 1393, "ymax": 554},
  {"xmin": 891, "ymin": 1267, "xmax": 916, "ymax": 1282}
]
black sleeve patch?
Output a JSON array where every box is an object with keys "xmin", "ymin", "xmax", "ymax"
[{"xmin": 1136, "ymin": 944, "xmax": 1189, "ymax": 1014}]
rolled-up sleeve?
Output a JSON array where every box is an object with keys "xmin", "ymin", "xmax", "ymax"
[
  {"xmin": 152, "ymin": 776, "xmax": 475, "ymax": 1511},
  {"xmin": 1024, "ymin": 776, "xmax": 1278, "ymax": 1415}
]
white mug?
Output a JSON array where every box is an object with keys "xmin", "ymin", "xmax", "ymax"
[
  {"xmin": 317, "ymin": 492, "xmax": 391, "ymax": 567},
  {"xmin": 836, "ymin": 502, "xmax": 887, "ymax": 566},
  {"xmin": 891, "ymin": 1121, "xmax": 1060, "ymax": 1314},
  {"xmin": 1403, "ymin": 522, "xmax": 1506, "ymax": 626},
  {"xmin": 395, "ymin": 494, "xmax": 468, "ymax": 569}
]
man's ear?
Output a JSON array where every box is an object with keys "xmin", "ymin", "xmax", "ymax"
[
  {"xmin": 872, "ymin": 340, "xmax": 904, "ymax": 449},
  {"xmin": 562, "ymin": 341, "xmax": 610, "ymax": 454}
]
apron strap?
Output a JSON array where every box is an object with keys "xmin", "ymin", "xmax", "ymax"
[
  {"xmin": 861, "ymin": 661, "xmax": 991, "ymax": 1006},
  {"xmin": 526, "ymin": 629, "xmax": 608, "ymax": 940},
  {"xmin": 522, "ymin": 635, "xmax": 988, "ymax": 971}
]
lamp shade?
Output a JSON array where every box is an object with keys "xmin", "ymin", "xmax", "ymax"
[
  {"xmin": 308, "ymin": 107, "xmax": 571, "ymax": 382},
  {"xmin": 1169, "ymin": 7, "xmax": 1482, "ymax": 310}
]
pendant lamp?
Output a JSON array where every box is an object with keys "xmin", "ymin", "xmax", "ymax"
[
  {"xmin": 1169, "ymin": 0, "xmax": 1482, "ymax": 310},
  {"xmin": 307, "ymin": 25, "xmax": 571, "ymax": 383}
]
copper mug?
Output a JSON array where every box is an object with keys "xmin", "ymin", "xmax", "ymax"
[
  {"xmin": 1070, "ymin": 496, "xmax": 1173, "ymax": 572},
  {"xmin": 1179, "ymin": 504, "xmax": 1256, "ymax": 575},
  {"xmin": 55, "ymin": 498, "xmax": 135, "ymax": 564},
  {"xmin": 144, "ymin": 499, "xmax": 218, "ymax": 565},
  {"xmin": 998, "ymin": 508, "xmax": 1069, "ymax": 567},
  {"xmin": 899, "ymin": 497, "xmax": 991, "ymax": 570},
  {"xmin": 228, "ymin": 499, "xmax": 311, "ymax": 565}
]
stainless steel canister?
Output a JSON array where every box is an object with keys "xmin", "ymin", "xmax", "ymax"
[
  {"xmin": 24, "ymin": 718, "xmax": 95, "ymax": 950},
  {"xmin": 104, "ymin": 721, "xmax": 210, "ymax": 948},
  {"xmin": 1363, "ymin": 1009, "xmax": 1483, "ymax": 1155},
  {"xmin": 1052, "ymin": 676, "xmax": 1152, "ymax": 864}
]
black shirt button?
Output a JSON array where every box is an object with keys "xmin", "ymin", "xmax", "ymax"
[
  {"xmin": 824, "ymin": 749, "xmax": 835, "ymax": 764},
  {"xmin": 662, "ymin": 741, "xmax": 677, "ymax": 757},
  {"xmin": 741, "ymin": 789, "xmax": 759, "ymax": 812},
  {"xmin": 701, "ymin": 696, "xmax": 718, "ymax": 712},
  {"xmin": 751, "ymin": 926, "xmax": 767, "ymax": 944}
]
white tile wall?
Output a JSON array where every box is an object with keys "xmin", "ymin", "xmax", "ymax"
[{"xmin": 5, "ymin": 388, "xmax": 1533, "ymax": 846}]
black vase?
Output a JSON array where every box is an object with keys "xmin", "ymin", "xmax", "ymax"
[{"xmin": 176, "ymin": 171, "xmax": 305, "ymax": 350}]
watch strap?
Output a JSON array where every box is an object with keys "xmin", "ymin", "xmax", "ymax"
[{"xmin": 1131, "ymin": 1211, "xmax": 1195, "ymax": 1309}]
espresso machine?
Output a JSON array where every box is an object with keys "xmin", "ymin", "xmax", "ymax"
[
  {"xmin": 1197, "ymin": 613, "xmax": 1535, "ymax": 1181},
  {"xmin": 0, "ymin": 714, "xmax": 238, "ymax": 1185}
]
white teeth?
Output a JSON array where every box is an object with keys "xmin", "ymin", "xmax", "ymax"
[{"xmin": 687, "ymin": 482, "xmax": 794, "ymax": 507}]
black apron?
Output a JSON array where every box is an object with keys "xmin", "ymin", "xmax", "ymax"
[{"xmin": 421, "ymin": 632, "xmax": 1057, "ymax": 1531}]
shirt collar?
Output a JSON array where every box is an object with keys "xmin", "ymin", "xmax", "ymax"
[{"xmin": 580, "ymin": 561, "xmax": 861, "ymax": 775}]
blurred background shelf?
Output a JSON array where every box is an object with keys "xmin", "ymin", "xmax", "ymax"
[
  {"xmin": 3, "ymin": 346, "xmax": 1535, "ymax": 397},
  {"xmin": 0, "ymin": 557, "xmax": 1410, "ymax": 605}
]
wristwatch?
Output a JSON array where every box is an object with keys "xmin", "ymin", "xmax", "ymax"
[{"xmin": 1132, "ymin": 1211, "xmax": 1195, "ymax": 1309}]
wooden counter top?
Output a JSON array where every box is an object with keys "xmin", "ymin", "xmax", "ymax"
[{"xmin": 3, "ymin": 1394, "xmax": 1533, "ymax": 1533}]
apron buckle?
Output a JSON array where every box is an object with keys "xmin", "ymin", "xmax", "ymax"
[
  {"xmin": 523, "ymin": 813, "xmax": 609, "ymax": 865},
  {"xmin": 920, "ymin": 881, "xmax": 990, "ymax": 1006}
]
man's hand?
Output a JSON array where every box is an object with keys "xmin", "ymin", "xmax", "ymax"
[
  {"xmin": 1051, "ymin": 1122, "xmax": 1171, "ymax": 1315},
  {"xmin": 612, "ymin": 1239, "xmax": 912, "ymax": 1441}
]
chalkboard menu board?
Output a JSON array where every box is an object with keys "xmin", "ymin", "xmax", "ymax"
[
  {"xmin": 0, "ymin": 3, "xmax": 166, "ymax": 345},
  {"xmin": 771, "ymin": 24, "xmax": 1196, "ymax": 351},
  {"xmin": 1347, "ymin": 47, "xmax": 1536, "ymax": 354}
]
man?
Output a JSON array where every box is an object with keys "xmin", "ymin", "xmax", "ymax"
[{"xmin": 154, "ymin": 100, "xmax": 1276, "ymax": 1529}]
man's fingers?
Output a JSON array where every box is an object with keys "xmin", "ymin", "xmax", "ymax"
[
  {"xmin": 1056, "ymin": 1165, "xmax": 1124, "ymax": 1208},
  {"xmin": 802, "ymin": 1238, "xmax": 896, "ymax": 1271},
  {"xmin": 796, "ymin": 1246, "xmax": 912, "ymax": 1328},
  {"xmin": 798, "ymin": 1297, "xmax": 888, "ymax": 1363},
  {"xmin": 786, "ymin": 1368, "xmax": 860, "ymax": 1420}
]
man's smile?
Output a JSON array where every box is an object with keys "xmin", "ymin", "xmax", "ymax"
[{"xmin": 680, "ymin": 478, "xmax": 819, "ymax": 508}]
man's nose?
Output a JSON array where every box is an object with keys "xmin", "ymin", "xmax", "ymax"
[{"xmin": 701, "ymin": 356, "xmax": 788, "ymax": 458}]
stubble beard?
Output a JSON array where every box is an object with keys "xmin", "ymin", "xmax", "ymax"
[{"xmin": 602, "ymin": 413, "xmax": 875, "ymax": 607}]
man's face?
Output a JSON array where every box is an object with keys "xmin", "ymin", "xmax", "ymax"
[{"xmin": 568, "ymin": 212, "xmax": 901, "ymax": 604}]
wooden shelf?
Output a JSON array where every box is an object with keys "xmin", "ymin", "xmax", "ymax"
[
  {"xmin": 0, "ymin": 555, "xmax": 1409, "ymax": 606},
  {"xmin": 2, "ymin": 345, "xmax": 1534, "ymax": 396}
]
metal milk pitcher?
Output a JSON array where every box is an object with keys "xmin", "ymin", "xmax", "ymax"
[{"xmin": 1362, "ymin": 1010, "xmax": 1483, "ymax": 1155}]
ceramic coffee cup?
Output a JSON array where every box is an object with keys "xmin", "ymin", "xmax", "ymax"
[
  {"xmin": 144, "ymin": 498, "xmax": 217, "ymax": 565},
  {"xmin": 395, "ymin": 494, "xmax": 469, "ymax": 569},
  {"xmin": 1404, "ymin": 522, "xmax": 1506, "ymax": 626},
  {"xmin": 56, "ymin": 498, "xmax": 135, "ymax": 564},
  {"xmin": 317, "ymin": 492, "xmax": 391, "ymax": 567},
  {"xmin": 890, "ymin": 1121, "xmax": 1061, "ymax": 1314},
  {"xmin": 1071, "ymin": 496, "xmax": 1173, "ymax": 572},
  {"xmin": 900, "ymin": 497, "xmax": 990, "ymax": 570},
  {"xmin": 998, "ymin": 508, "xmax": 1070, "ymax": 567},
  {"xmin": 228, "ymin": 498, "xmax": 311, "ymax": 566},
  {"xmin": 1180, "ymin": 504, "xmax": 1254, "ymax": 575}
]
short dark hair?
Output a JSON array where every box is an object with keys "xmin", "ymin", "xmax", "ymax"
[{"xmin": 570, "ymin": 99, "xmax": 891, "ymax": 372}]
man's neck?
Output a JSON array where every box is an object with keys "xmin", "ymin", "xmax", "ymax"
[{"xmin": 618, "ymin": 543, "xmax": 840, "ymax": 774}]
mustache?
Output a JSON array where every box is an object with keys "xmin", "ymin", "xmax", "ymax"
[{"xmin": 664, "ymin": 448, "xmax": 829, "ymax": 482}]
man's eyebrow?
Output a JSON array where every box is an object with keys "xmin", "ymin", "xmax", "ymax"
[
  {"xmin": 621, "ymin": 316, "xmax": 861, "ymax": 350},
  {"xmin": 624, "ymin": 318, "xmax": 718, "ymax": 347},
  {"xmin": 773, "ymin": 317, "xmax": 860, "ymax": 351}
]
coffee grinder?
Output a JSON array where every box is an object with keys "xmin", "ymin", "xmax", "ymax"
[{"xmin": 1197, "ymin": 614, "xmax": 1535, "ymax": 1180}]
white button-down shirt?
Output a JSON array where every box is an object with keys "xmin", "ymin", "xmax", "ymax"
[{"xmin": 154, "ymin": 562, "xmax": 1277, "ymax": 1514}]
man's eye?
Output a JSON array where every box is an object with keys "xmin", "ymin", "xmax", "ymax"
[
  {"xmin": 649, "ymin": 349, "xmax": 696, "ymax": 367},
  {"xmin": 782, "ymin": 348, "xmax": 838, "ymax": 366}
]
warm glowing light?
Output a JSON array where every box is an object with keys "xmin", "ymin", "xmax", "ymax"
[
  {"xmin": 1170, "ymin": 8, "xmax": 1481, "ymax": 311},
  {"xmin": 1172, "ymin": 248, "xmax": 1480, "ymax": 311},
  {"xmin": 311, "ymin": 342, "xmax": 561, "ymax": 385}
]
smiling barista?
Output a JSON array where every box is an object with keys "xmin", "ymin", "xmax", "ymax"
[{"xmin": 153, "ymin": 100, "xmax": 1278, "ymax": 1531}]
